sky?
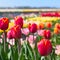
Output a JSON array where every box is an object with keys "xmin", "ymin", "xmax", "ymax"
[{"xmin": 0, "ymin": 0, "xmax": 60, "ymax": 8}]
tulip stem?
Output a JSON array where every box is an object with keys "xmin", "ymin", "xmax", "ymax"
[
  {"xmin": 33, "ymin": 33, "xmax": 36, "ymax": 60},
  {"xmin": 33, "ymin": 33, "xmax": 34, "ymax": 43},
  {"xmin": 45, "ymin": 56, "xmax": 48, "ymax": 60},
  {"xmin": 4, "ymin": 30, "xmax": 6, "ymax": 52},
  {"xmin": 15, "ymin": 39, "xmax": 21, "ymax": 55},
  {"xmin": 17, "ymin": 39, "xmax": 21, "ymax": 54}
]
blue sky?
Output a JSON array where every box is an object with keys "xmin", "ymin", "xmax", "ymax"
[{"xmin": 0, "ymin": 0, "xmax": 60, "ymax": 8}]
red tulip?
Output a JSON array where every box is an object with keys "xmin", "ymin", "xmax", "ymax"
[
  {"xmin": 14, "ymin": 16, "xmax": 23, "ymax": 28},
  {"xmin": 0, "ymin": 17, "xmax": 9, "ymax": 30},
  {"xmin": 8, "ymin": 25, "xmax": 21, "ymax": 39},
  {"xmin": 43, "ymin": 30, "xmax": 51, "ymax": 39},
  {"xmin": 7, "ymin": 30, "xmax": 13, "ymax": 39},
  {"xmin": 12, "ymin": 25, "xmax": 21, "ymax": 39},
  {"xmin": 28, "ymin": 23, "xmax": 37, "ymax": 33},
  {"xmin": 37, "ymin": 39, "xmax": 52, "ymax": 56}
]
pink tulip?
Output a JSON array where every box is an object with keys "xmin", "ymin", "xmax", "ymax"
[
  {"xmin": 26, "ymin": 35, "xmax": 36, "ymax": 44},
  {"xmin": 7, "ymin": 38, "xmax": 15, "ymax": 46},
  {"xmin": 1, "ymin": 32, "xmax": 7, "ymax": 38},
  {"xmin": 37, "ymin": 30, "xmax": 44, "ymax": 36},
  {"xmin": 22, "ymin": 28, "xmax": 29, "ymax": 35},
  {"xmin": 8, "ymin": 39, "xmax": 15, "ymax": 49},
  {"xmin": 55, "ymin": 45, "xmax": 60, "ymax": 55},
  {"xmin": 0, "ymin": 39, "xmax": 2, "ymax": 43}
]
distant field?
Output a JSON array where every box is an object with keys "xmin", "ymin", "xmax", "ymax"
[{"xmin": 0, "ymin": 9, "xmax": 60, "ymax": 12}]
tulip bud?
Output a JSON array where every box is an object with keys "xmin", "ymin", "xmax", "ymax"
[
  {"xmin": 14, "ymin": 16, "xmax": 23, "ymax": 28},
  {"xmin": 43, "ymin": 30, "xmax": 51, "ymax": 39},
  {"xmin": 37, "ymin": 39, "xmax": 52, "ymax": 56},
  {"xmin": 28, "ymin": 23, "xmax": 37, "ymax": 33},
  {"xmin": 0, "ymin": 17, "xmax": 9, "ymax": 30}
]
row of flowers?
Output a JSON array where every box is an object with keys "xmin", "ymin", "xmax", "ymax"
[
  {"xmin": 0, "ymin": 16, "xmax": 60, "ymax": 60},
  {"xmin": 26, "ymin": 17, "xmax": 60, "ymax": 24},
  {"xmin": 41, "ymin": 12, "xmax": 60, "ymax": 17}
]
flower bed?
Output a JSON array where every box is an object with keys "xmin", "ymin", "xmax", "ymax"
[{"xmin": 0, "ymin": 16, "xmax": 60, "ymax": 60}]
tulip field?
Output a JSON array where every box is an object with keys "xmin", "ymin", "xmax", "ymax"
[{"xmin": 0, "ymin": 14, "xmax": 60, "ymax": 60}]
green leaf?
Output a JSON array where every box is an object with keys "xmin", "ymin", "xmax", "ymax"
[
  {"xmin": 36, "ymin": 35, "xmax": 42, "ymax": 42},
  {"xmin": 1, "ymin": 50, "xmax": 8, "ymax": 60},
  {"xmin": 19, "ymin": 47, "xmax": 25, "ymax": 60},
  {"xmin": 27, "ymin": 42, "xmax": 34, "ymax": 60},
  {"xmin": 10, "ymin": 46, "xmax": 18, "ymax": 60}
]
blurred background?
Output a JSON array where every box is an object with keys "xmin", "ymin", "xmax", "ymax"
[{"xmin": 0, "ymin": 0, "xmax": 60, "ymax": 18}]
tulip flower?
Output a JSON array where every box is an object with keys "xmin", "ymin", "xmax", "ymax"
[
  {"xmin": 55, "ymin": 23, "xmax": 60, "ymax": 30},
  {"xmin": 14, "ymin": 16, "xmax": 23, "ymax": 28},
  {"xmin": 0, "ymin": 17, "xmax": 9, "ymax": 30},
  {"xmin": 0, "ymin": 17, "xmax": 9, "ymax": 52},
  {"xmin": 0, "ymin": 39, "xmax": 2, "ymax": 43},
  {"xmin": 28, "ymin": 23, "xmax": 37, "ymax": 59},
  {"xmin": 21, "ymin": 28, "xmax": 29, "ymax": 36},
  {"xmin": 28, "ymin": 23, "xmax": 37, "ymax": 33},
  {"xmin": 38, "ymin": 23, "xmax": 44, "ymax": 29},
  {"xmin": 11, "ymin": 25, "xmax": 21, "ymax": 39},
  {"xmin": 43, "ymin": 30, "xmax": 51, "ymax": 39},
  {"xmin": 7, "ymin": 30, "xmax": 13, "ymax": 39},
  {"xmin": 46, "ymin": 22, "xmax": 52, "ymax": 28},
  {"xmin": 7, "ymin": 25, "xmax": 21, "ymax": 39},
  {"xmin": 54, "ymin": 28, "xmax": 59, "ymax": 34},
  {"xmin": 7, "ymin": 39, "xmax": 15, "ymax": 46},
  {"xmin": 37, "ymin": 39, "xmax": 52, "ymax": 56},
  {"xmin": 55, "ymin": 45, "xmax": 60, "ymax": 55},
  {"xmin": 8, "ymin": 25, "xmax": 21, "ymax": 54},
  {"xmin": 37, "ymin": 30, "xmax": 44, "ymax": 36},
  {"xmin": 26, "ymin": 35, "xmax": 36, "ymax": 44}
]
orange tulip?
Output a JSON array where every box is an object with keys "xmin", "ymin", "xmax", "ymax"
[
  {"xmin": 39, "ymin": 23, "xmax": 44, "ymax": 29},
  {"xmin": 55, "ymin": 23, "xmax": 60, "ymax": 29},
  {"xmin": 46, "ymin": 22, "xmax": 52, "ymax": 28},
  {"xmin": 54, "ymin": 28, "xmax": 59, "ymax": 34}
]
